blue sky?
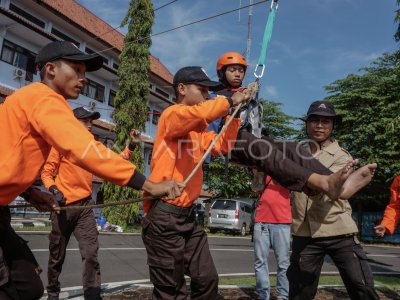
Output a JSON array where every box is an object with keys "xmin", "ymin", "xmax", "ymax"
[{"xmin": 77, "ymin": 0, "xmax": 398, "ymax": 122}]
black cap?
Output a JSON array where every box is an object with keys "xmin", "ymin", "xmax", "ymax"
[
  {"xmin": 173, "ymin": 66, "xmax": 222, "ymax": 91},
  {"xmin": 73, "ymin": 106, "xmax": 101, "ymax": 120},
  {"xmin": 35, "ymin": 41, "xmax": 103, "ymax": 72},
  {"xmin": 300, "ymin": 100, "xmax": 342, "ymax": 123}
]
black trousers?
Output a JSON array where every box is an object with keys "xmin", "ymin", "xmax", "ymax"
[
  {"xmin": 0, "ymin": 207, "xmax": 44, "ymax": 300},
  {"xmin": 142, "ymin": 201, "xmax": 219, "ymax": 300},
  {"xmin": 232, "ymin": 130, "xmax": 331, "ymax": 192},
  {"xmin": 47, "ymin": 198, "xmax": 100, "ymax": 300},
  {"xmin": 287, "ymin": 235, "xmax": 380, "ymax": 300}
]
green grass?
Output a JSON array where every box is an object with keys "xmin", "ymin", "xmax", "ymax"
[{"xmin": 218, "ymin": 275, "xmax": 400, "ymax": 289}]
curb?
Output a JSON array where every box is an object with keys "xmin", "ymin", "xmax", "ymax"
[{"xmin": 11, "ymin": 218, "xmax": 52, "ymax": 229}]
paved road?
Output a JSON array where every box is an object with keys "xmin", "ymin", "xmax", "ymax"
[{"xmin": 19, "ymin": 232, "xmax": 400, "ymax": 290}]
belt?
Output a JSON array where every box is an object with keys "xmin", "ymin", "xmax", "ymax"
[
  {"xmin": 155, "ymin": 200, "xmax": 194, "ymax": 217},
  {"xmin": 67, "ymin": 196, "xmax": 92, "ymax": 206}
]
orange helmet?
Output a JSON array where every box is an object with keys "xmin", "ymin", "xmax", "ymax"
[{"xmin": 216, "ymin": 52, "xmax": 247, "ymax": 72}]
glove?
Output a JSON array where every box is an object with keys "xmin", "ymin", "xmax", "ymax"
[
  {"xmin": 49, "ymin": 185, "xmax": 66, "ymax": 206},
  {"xmin": 21, "ymin": 187, "xmax": 60, "ymax": 212}
]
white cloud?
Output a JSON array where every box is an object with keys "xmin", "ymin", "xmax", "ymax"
[{"xmin": 264, "ymin": 85, "xmax": 279, "ymax": 99}]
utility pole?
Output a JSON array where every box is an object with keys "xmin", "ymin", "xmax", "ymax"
[{"xmin": 246, "ymin": 0, "xmax": 253, "ymax": 64}]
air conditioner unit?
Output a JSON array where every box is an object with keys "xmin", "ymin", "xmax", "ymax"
[{"xmin": 14, "ymin": 68, "xmax": 26, "ymax": 79}]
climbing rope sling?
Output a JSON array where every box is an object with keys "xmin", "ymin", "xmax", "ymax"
[
  {"xmin": 241, "ymin": 0, "xmax": 279, "ymax": 139},
  {"xmin": 9, "ymin": 0, "xmax": 279, "ymax": 212}
]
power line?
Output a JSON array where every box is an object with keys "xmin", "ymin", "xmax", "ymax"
[
  {"xmin": 95, "ymin": 0, "xmax": 269, "ymax": 55},
  {"xmin": 83, "ymin": 0, "xmax": 178, "ymax": 48},
  {"xmin": 154, "ymin": 0, "xmax": 178, "ymax": 11}
]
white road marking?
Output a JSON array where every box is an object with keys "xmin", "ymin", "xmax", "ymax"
[{"xmin": 31, "ymin": 247, "xmax": 400, "ymax": 258}]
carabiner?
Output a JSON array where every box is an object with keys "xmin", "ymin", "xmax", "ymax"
[
  {"xmin": 254, "ymin": 64, "xmax": 265, "ymax": 79},
  {"xmin": 270, "ymin": 0, "xmax": 279, "ymax": 10}
]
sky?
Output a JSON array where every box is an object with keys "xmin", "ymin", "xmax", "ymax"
[{"xmin": 77, "ymin": 0, "xmax": 399, "ymax": 123}]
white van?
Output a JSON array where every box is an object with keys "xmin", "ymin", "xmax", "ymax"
[{"xmin": 208, "ymin": 199, "xmax": 254, "ymax": 236}]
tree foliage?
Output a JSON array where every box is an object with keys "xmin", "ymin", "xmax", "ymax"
[
  {"xmin": 101, "ymin": 0, "xmax": 154, "ymax": 226},
  {"xmin": 203, "ymin": 99, "xmax": 299, "ymax": 198},
  {"xmin": 325, "ymin": 51, "xmax": 400, "ymax": 210},
  {"xmin": 260, "ymin": 99, "xmax": 299, "ymax": 139}
]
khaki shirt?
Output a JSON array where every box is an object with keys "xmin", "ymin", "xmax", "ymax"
[{"xmin": 291, "ymin": 140, "xmax": 359, "ymax": 238}]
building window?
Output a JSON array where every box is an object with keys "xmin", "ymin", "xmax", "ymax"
[
  {"xmin": 51, "ymin": 28, "xmax": 80, "ymax": 47},
  {"xmin": 85, "ymin": 47, "xmax": 108, "ymax": 64},
  {"xmin": 155, "ymin": 87, "xmax": 170, "ymax": 99},
  {"xmin": 146, "ymin": 106, "xmax": 151, "ymax": 122},
  {"xmin": 152, "ymin": 110, "xmax": 160, "ymax": 125},
  {"xmin": 147, "ymin": 150, "xmax": 152, "ymax": 166},
  {"xmin": 82, "ymin": 79, "xmax": 105, "ymax": 102},
  {"xmin": 112, "ymin": 62, "xmax": 119, "ymax": 70},
  {"xmin": 108, "ymin": 90, "xmax": 116, "ymax": 107},
  {"xmin": 9, "ymin": 4, "xmax": 45, "ymax": 28},
  {"xmin": 0, "ymin": 40, "xmax": 36, "ymax": 81}
]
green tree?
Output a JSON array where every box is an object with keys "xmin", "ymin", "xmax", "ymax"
[
  {"xmin": 203, "ymin": 99, "xmax": 299, "ymax": 198},
  {"xmin": 325, "ymin": 51, "xmax": 400, "ymax": 210},
  {"xmin": 101, "ymin": 0, "xmax": 154, "ymax": 227},
  {"xmin": 260, "ymin": 99, "xmax": 299, "ymax": 139}
]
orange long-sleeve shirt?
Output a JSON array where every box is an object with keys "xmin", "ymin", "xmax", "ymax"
[
  {"xmin": 143, "ymin": 96, "xmax": 240, "ymax": 213},
  {"xmin": 0, "ymin": 82, "xmax": 144, "ymax": 205},
  {"xmin": 380, "ymin": 176, "xmax": 400, "ymax": 234},
  {"xmin": 41, "ymin": 146, "xmax": 134, "ymax": 204}
]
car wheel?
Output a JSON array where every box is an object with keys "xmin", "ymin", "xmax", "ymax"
[{"xmin": 240, "ymin": 223, "xmax": 246, "ymax": 236}]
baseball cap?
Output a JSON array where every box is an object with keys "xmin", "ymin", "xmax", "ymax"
[
  {"xmin": 35, "ymin": 41, "xmax": 103, "ymax": 72},
  {"xmin": 73, "ymin": 106, "xmax": 101, "ymax": 120},
  {"xmin": 300, "ymin": 100, "xmax": 342, "ymax": 123},
  {"xmin": 173, "ymin": 66, "xmax": 222, "ymax": 91}
]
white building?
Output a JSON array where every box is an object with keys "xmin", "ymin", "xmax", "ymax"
[{"xmin": 0, "ymin": 0, "xmax": 177, "ymax": 196}]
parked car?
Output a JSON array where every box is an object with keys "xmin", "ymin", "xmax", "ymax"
[{"xmin": 208, "ymin": 199, "xmax": 254, "ymax": 236}]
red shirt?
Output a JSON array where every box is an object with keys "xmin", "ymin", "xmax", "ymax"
[{"xmin": 255, "ymin": 176, "xmax": 292, "ymax": 224}]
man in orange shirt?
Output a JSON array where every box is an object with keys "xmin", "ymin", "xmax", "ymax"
[
  {"xmin": 374, "ymin": 175, "xmax": 400, "ymax": 237},
  {"xmin": 0, "ymin": 41, "xmax": 182, "ymax": 300},
  {"xmin": 142, "ymin": 66, "xmax": 250, "ymax": 299},
  {"xmin": 41, "ymin": 107, "xmax": 140, "ymax": 300}
]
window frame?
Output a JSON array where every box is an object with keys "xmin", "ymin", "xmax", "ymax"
[
  {"xmin": 81, "ymin": 78, "xmax": 105, "ymax": 103},
  {"xmin": 108, "ymin": 89, "xmax": 116, "ymax": 107},
  {"xmin": 9, "ymin": 3, "xmax": 46, "ymax": 28},
  {"xmin": 0, "ymin": 39, "xmax": 36, "ymax": 81}
]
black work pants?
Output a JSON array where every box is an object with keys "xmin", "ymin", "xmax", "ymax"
[
  {"xmin": 47, "ymin": 198, "xmax": 100, "ymax": 300},
  {"xmin": 232, "ymin": 130, "xmax": 331, "ymax": 192},
  {"xmin": 0, "ymin": 207, "xmax": 44, "ymax": 300},
  {"xmin": 142, "ymin": 201, "xmax": 219, "ymax": 300},
  {"xmin": 287, "ymin": 235, "xmax": 380, "ymax": 300}
]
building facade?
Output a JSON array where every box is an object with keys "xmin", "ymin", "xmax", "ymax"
[{"xmin": 0, "ymin": 0, "xmax": 176, "ymax": 195}]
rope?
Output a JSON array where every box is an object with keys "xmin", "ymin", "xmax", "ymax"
[
  {"xmin": 9, "ymin": 93, "xmax": 257, "ymax": 212},
  {"xmin": 183, "ymin": 103, "xmax": 243, "ymax": 185}
]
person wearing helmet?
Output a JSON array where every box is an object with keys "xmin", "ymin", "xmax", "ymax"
[
  {"xmin": 216, "ymin": 52, "xmax": 247, "ymax": 93},
  {"xmin": 207, "ymin": 52, "xmax": 247, "ymax": 134},
  {"xmin": 207, "ymin": 53, "xmax": 377, "ymax": 214}
]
